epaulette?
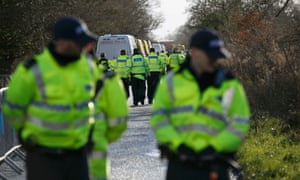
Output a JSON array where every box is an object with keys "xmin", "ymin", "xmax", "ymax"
[{"xmin": 23, "ymin": 58, "xmax": 37, "ymax": 70}]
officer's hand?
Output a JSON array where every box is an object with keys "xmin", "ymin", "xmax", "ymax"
[
  {"xmin": 86, "ymin": 140, "xmax": 94, "ymax": 156},
  {"xmin": 158, "ymin": 144, "xmax": 173, "ymax": 159},
  {"xmin": 178, "ymin": 144, "xmax": 197, "ymax": 157},
  {"xmin": 197, "ymin": 146, "xmax": 217, "ymax": 157},
  {"xmin": 219, "ymin": 152, "xmax": 236, "ymax": 159}
]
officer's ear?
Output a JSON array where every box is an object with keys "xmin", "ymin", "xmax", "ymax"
[
  {"xmin": 84, "ymin": 42, "xmax": 95, "ymax": 53},
  {"xmin": 190, "ymin": 48, "xmax": 199, "ymax": 58}
]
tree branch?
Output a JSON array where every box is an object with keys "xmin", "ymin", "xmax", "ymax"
[{"xmin": 275, "ymin": 0, "xmax": 290, "ymax": 17}]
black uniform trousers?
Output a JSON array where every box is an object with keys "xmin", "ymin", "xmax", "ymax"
[
  {"xmin": 131, "ymin": 76, "xmax": 146, "ymax": 105},
  {"xmin": 121, "ymin": 77, "xmax": 130, "ymax": 98},
  {"xmin": 147, "ymin": 72, "xmax": 161, "ymax": 103},
  {"xmin": 166, "ymin": 159, "xmax": 229, "ymax": 180},
  {"xmin": 26, "ymin": 147, "xmax": 89, "ymax": 180}
]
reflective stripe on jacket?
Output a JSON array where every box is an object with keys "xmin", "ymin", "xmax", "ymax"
[
  {"xmin": 148, "ymin": 53, "xmax": 162, "ymax": 72},
  {"xmin": 4, "ymin": 47, "xmax": 98, "ymax": 149},
  {"xmin": 150, "ymin": 69, "xmax": 250, "ymax": 153}
]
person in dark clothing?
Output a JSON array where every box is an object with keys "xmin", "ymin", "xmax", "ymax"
[{"xmin": 97, "ymin": 52, "xmax": 109, "ymax": 72}]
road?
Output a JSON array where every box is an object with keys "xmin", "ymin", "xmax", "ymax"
[
  {"xmin": 2, "ymin": 104, "xmax": 166, "ymax": 180},
  {"xmin": 110, "ymin": 105, "xmax": 166, "ymax": 180}
]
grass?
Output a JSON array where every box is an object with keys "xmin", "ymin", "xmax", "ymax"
[{"xmin": 237, "ymin": 117, "xmax": 300, "ymax": 180}]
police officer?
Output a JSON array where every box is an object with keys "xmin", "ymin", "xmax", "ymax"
[
  {"xmin": 130, "ymin": 48, "xmax": 149, "ymax": 106},
  {"xmin": 88, "ymin": 70, "xmax": 128, "ymax": 180},
  {"xmin": 167, "ymin": 48, "xmax": 185, "ymax": 71},
  {"xmin": 2, "ymin": 17, "xmax": 124, "ymax": 180},
  {"xmin": 147, "ymin": 48, "xmax": 163, "ymax": 104},
  {"xmin": 159, "ymin": 50, "xmax": 169, "ymax": 74},
  {"xmin": 150, "ymin": 29, "xmax": 250, "ymax": 180},
  {"xmin": 114, "ymin": 50, "xmax": 131, "ymax": 98},
  {"xmin": 97, "ymin": 53, "xmax": 109, "ymax": 72}
]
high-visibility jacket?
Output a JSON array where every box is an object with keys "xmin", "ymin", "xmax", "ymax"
[
  {"xmin": 3, "ymin": 47, "xmax": 99, "ymax": 149},
  {"xmin": 150, "ymin": 68, "xmax": 250, "ymax": 153},
  {"xmin": 89, "ymin": 72, "xmax": 128, "ymax": 180},
  {"xmin": 130, "ymin": 54, "xmax": 149, "ymax": 80},
  {"xmin": 108, "ymin": 59, "xmax": 117, "ymax": 71},
  {"xmin": 168, "ymin": 53, "xmax": 185, "ymax": 70},
  {"xmin": 97, "ymin": 58, "xmax": 109, "ymax": 72},
  {"xmin": 147, "ymin": 52, "xmax": 162, "ymax": 72},
  {"xmin": 114, "ymin": 55, "xmax": 131, "ymax": 78},
  {"xmin": 159, "ymin": 52, "xmax": 169, "ymax": 73}
]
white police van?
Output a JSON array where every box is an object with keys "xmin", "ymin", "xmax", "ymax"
[{"xmin": 96, "ymin": 34, "xmax": 137, "ymax": 60}]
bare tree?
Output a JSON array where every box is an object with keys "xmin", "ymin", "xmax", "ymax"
[{"xmin": 0, "ymin": 0, "xmax": 162, "ymax": 74}]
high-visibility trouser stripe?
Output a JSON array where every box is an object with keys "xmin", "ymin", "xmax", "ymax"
[
  {"xmin": 90, "ymin": 151, "xmax": 107, "ymax": 159},
  {"xmin": 108, "ymin": 117, "xmax": 127, "ymax": 126},
  {"xmin": 152, "ymin": 119, "xmax": 170, "ymax": 131},
  {"xmin": 4, "ymin": 99, "xmax": 26, "ymax": 111},
  {"xmin": 166, "ymin": 71, "xmax": 175, "ymax": 103},
  {"xmin": 227, "ymin": 126, "xmax": 245, "ymax": 139},
  {"xmin": 32, "ymin": 64, "xmax": 46, "ymax": 100},
  {"xmin": 29, "ymin": 116, "xmax": 89, "ymax": 130},
  {"xmin": 176, "ymin": 124, "xmax": 219, "ymax": 135},
  {"xmin": 198, "ymin": 106, "xmax": 228, "ymax": 124},
  {"xmin": 232, "ymin": 117, "xmax": 249, "ymax": 124}
]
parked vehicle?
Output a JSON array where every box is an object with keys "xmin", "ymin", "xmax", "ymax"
[{"xmin": 96, "ymin": 34, "xmax": 137, "ymax": 60}]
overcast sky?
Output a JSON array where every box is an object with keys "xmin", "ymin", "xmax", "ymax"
[
  {"xmin": 152, "ymin": 0, "xmax": 189, "ymax": 40},
  {"xmin": 152, "ymin": 0, "xmax": 300, "ymax": 40}
]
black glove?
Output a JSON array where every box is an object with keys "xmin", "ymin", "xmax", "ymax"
[
  {"xmin": 219, "ymin": 152, "xmax": 236, "ymax": 159},
  {"xmin": 198, "ymin": 146, "xmax": 217, "ymax": 157},
  {"xmin": 178, "ymin": 145, "xmax": 218, "ymax": 162},
  {"xmin": 17, "ymin": 129, "xmax": 23, "ymax": 144},
  {"xmin": 20, "ymin": 134, "xmax": 37, "ymax": 151},
  {"xmin": 158, "ymin": 144, "xmax": 174, "ymax": 160},
  {"xmin": 178, "ymin": 144, "xmax": 197, "ymax": 157},
  {"xmin": 177, "ymin": 144, "xmax": 200, "ymax": 162}
]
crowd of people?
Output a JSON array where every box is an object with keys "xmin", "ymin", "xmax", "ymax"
[
  {"xmin": 97, "ymin": 47, "xmax": 185, "ymax": 106},
  {"xmin": 3, "ymin": 16, "xmax": 250, "ymax": 180}
]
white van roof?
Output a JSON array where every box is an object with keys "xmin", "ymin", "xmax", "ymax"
[{"xmin": 96, "ymin": 34, "xmax": 137, "ymax": 60}]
